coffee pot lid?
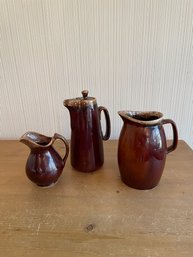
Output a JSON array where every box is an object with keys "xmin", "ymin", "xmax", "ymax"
[{"xmin": 63, "ymin": 90, "xmax": 97, "ymax": 107}]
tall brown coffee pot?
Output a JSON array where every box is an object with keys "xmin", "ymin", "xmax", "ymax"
[
  {"xmin": 64, "ymin": 90, "xmax": 111, "ymax": 172},
  {"xmin": 118, "ymin": 111, "xmax": 178, "ymax": 190}
]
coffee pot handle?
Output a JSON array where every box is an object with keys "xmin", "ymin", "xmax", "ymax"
[
  {"xmin": 98, "ymin": 106, "xmax": 111, "ymax": 141},
  {"xmin": 53, "ymin": 133, "xmax": 69, "ymax": 163},
  {"xmin": 162, "ymin": 119, "xmax": 178, "ymax": 154}
]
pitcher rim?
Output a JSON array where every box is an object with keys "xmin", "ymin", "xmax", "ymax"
[
  {"xmin": 118, "ymin": 111, "xmax": 163, "ymax": 125},
  {"xmin": 19, "ymin": 131, "xmax": 53, "ymax": 148}
]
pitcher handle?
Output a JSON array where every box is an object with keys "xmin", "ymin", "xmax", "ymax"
[
  {"xmin": 53, "ymin": 133, "xmax": 69, "ymax": 163},
  {"xmin": 98, "ymin": 106, "xmax": 111, "ymax": 141},
  {"xmin": 162, "ymin": 119, "xmax": 178, "ymax": 154}
]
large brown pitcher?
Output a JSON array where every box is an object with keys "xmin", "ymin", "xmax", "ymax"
[
  {"xmin": 118, "ymin": 111, "xmax": 178, "ymax": 190},
  {"xmin": 64, "ymin": 90, "xmax": 111, "ymax": 172}
]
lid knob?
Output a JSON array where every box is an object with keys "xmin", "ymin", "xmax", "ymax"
[{"xmin": 82, "ymin": 90, "xmax": 88, "ymax": 98}]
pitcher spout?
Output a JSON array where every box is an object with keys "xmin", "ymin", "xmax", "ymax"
[
  {"xmin": 63, "ymin": 99, "xmax": 71, "ymax": 109},
  {"xmin": 20, "ymin": 131, "xmax": 51, "ymax": 149},
  {"xmin": 118, "ymin": 111, "xmax": 163, "ymax": 125}
]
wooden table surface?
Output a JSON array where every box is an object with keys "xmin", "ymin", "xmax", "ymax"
[{"xmin": 0, "ymin": 140, "xmax": 193, "ymax": 257}]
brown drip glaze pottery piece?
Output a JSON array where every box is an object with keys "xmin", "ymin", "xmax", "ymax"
[
  {"xmin": 64, "ymin": 90, "xmax": 111, "ymax": 172},
  {"xmin": 20, "ymin": 132, "xmax": 69, "ymax": 187},
  {"xmin": 118, "ymin": 111, "xmax": 178, "ymax": 190}
]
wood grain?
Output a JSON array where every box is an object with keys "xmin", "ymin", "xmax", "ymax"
[{"xmin": 0, "ymin": 140, "xmax": 193, "ymax": 257}]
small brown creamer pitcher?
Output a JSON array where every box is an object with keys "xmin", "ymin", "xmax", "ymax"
[
  {"xmin": 64, "ymin": 90, "xmax": 111, "ymax": 172},
  {"xmin": 20, "ymin": 132, "xmax": 69, "ymax": 187},
  {"xmin": 118, "ymin": 111, "xmax": 178, "ymax": 190}
]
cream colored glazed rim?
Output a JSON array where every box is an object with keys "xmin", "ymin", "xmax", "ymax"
[
  {"xmin": 118, "ymin": 111, "xmax": 163, "ymax": 125},
  {"xmin": 63, "ymin": 98, "xmax": 96, "ymax": 107},
  {"xmin": 64, "ymin": 90, "xmax": 97, "ymax": 107}
]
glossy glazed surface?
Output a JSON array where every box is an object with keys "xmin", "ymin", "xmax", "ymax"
[
  {"xmin": 20, "ymin": 132, "xmax": 69, "ymax": 186},
  {"xmin": 26, "ymin": 146, "xmax": 65, "ymax": 186},
  {"xmin": 64, "ymin": 91, "xmax": 111, "ymax": 172},
  {"xmin": 67, "ymin": 104, "xmax": 109, "ymax": 172},
  {"xmin": 118, "ymin": 111, "xmax": 178, "ymax": 189}
]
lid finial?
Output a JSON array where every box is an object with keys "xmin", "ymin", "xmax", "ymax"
[{"xmin": 82, "ymin": 90, "xmax": 88, "ymax": 98}]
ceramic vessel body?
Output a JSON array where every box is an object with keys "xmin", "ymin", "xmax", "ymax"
[
  {"xmin": 64, "ymin": 90, "xmax": 111, "ymax": 172},
  {"xmin": 118, "ymin": 111, "xmax": 178, "ymax": 190},
  {"xmin": 26, "ymin": 147, "xmax": 65, "ymax": 187},
  {"xmin": 20, "ymin": 132, "xmax": 69, "ymax": 187},
  {"xmin": 69, "ymin": 104, "xmax": 103, "ymax": 172}
]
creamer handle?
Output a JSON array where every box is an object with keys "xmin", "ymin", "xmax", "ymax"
[{"xmin": 53, "ymin": 133, "xmax": 69, "ymax": 163}]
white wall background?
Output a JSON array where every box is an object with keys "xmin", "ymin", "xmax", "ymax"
[{"xmin": 0, "ymin": 0, "xmax": 193, "ymax": 148}]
